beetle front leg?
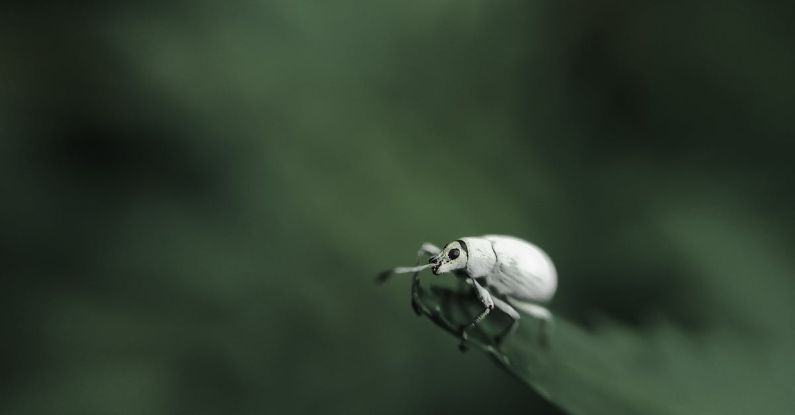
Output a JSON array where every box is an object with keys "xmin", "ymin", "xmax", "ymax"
[
  {"xmin": 410, "ymin": 243, "xmax": 441, "ymax": 315},
  {"xmin": 375, "ymin": 243, "xmax": 441, "ymax": 315},
  {"xmin": 458, "ymin": 277, "xmax": 494, "ymax": 351}
]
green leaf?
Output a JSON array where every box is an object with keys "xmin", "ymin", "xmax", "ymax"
[{"xmin": 414, "ymin": 282, "xmax": 667, "ymax": 415}]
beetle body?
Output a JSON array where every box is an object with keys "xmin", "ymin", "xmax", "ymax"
[
  {"xmin": 380, "ymin": 234, "xmax": 556, "ymax": 349},
  {"xmin": 442, "ymin": 235, "xmax": 556, "ymax": 304}
]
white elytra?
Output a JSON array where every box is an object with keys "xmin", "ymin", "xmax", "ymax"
[{"xmin": 457, "ymin": 235, "xmax": 557, "ymax": 304}]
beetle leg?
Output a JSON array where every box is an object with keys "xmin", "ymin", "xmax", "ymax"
[
  {"xmin": 375, "ymin": 243, "xmax": 441, "ymax": 315},
  {"xmin": 410, "ymin": 243, "xmax": 441, "ymax": 315},
  {"xmin": 491, "ymin": 296, "xmax": 520, "ymax": 347},
  {"xmin": 514, "ymin": 302, "xmax": 553, "ymax": 348},
  {"xmin": 459, "ymin": 277, "xmax": 494, "ymax": 351}
]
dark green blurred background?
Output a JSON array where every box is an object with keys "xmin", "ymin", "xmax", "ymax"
[{"xmin": 2, "ymin": 1, "xmax": 794, "ymax": 414}]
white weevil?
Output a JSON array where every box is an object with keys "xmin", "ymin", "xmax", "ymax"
[{"xmin": 378, "ymin": 235, "xmax": 556, "ymax": 349}]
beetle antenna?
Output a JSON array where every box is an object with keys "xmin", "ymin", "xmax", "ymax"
[{"xmin": 376, "ymin": 263, "xmax": 432, "ymax": 284}]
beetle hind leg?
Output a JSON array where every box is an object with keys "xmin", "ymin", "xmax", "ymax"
[{"xmin": 512, "ymin": 301, "xmax": 554, "ymax": 348}]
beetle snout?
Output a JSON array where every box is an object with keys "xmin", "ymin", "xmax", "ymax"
[{"xmin": 429, "ymin": 256, "xmax": 441, "ymax": 274}]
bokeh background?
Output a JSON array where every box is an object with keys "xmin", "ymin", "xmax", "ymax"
[{"xmin": 2, "ymin": 1, "xmax": 794, "ymax": 414}]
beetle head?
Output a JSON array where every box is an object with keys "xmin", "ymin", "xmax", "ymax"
[{"xmin": 429, "ymin": 240, "xmax": 468, "ymax": 275}]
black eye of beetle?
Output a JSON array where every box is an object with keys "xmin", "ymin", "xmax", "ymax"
[{"xmin": 448, "ymin": 248, "xmax": 460, "ymax": 260}]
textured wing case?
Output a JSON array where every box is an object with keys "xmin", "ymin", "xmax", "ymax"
[{"xmin": 483, "ymin": 235, "xmax": 557, "ymax": 302}]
